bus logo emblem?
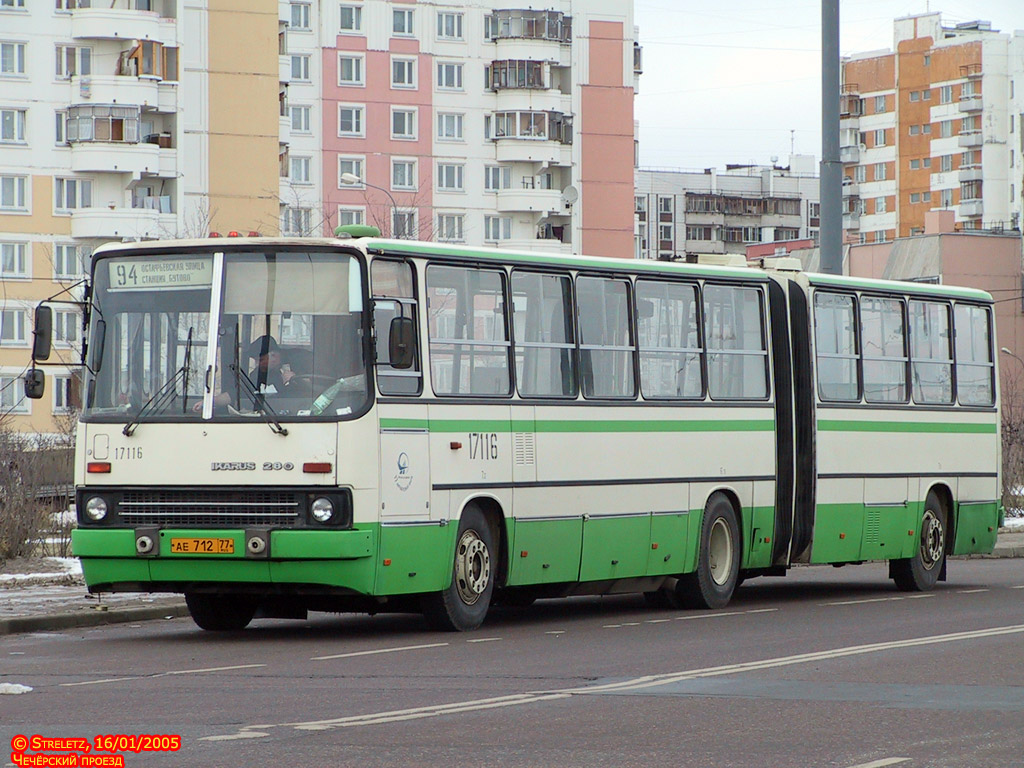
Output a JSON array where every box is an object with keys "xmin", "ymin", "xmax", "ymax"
[{"xmin": 395, "ymin": 452, "xmax": 413, "ymax": 492}]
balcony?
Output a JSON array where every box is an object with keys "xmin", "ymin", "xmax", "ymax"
[
  {"xmin": 960, "ymin": 199, "xmax": 983, "ymax": 217},
  {"xmin": 842, "ymin": 181, "xmax": 859, "ymax": 197},
  {"xmin": 959, "ymin": 95, "xmax": 982, "ymax": 113},
  {"xmin": 495, "ymin": 138, "xmax": 566, "ymax": 165},
  {"xmin": 489, "ymin": 10, "xmax": 571, "ymax": 44},
  {"xmin": 73, "ymin": 75, "xmax": 160, "ymax": 110},
  {"xmin": 959, "ymin": 164, "xmax": 983, "ymax": 183},
  {"xmin": 70, "ymin": 206, "xmax": 168, "ymax": 240},
  {"xmin": 958, "ymin": 130, "xmax": 982, "ymax": 148},
  {"xmin": 842, "ymin": 211, "xmax": 861, "ymax": 230},
  {"xmin": 839, "ymin": 144, "xmax": 861, "ymax": 164},
  {"xmin": 495, "ymin": 188, "xmax": 561, "ymax": 214},
  {"xmin": 279, "ymin": 56, "xmax": 291, "ymax": 84},
  {"xmin": 959, "ymin": 63, "xmax": 982, "ymax": 79},
  {"xmin": 494, "ymin": 89, "xmax": 564, "ymax": 114},
  {"xmin": 71, "ymin": 8, "xmax": 165, "ymax": 43},
  {"xmin": 69, "ymin": 141, "xmax": 159, "ymax": 175}
]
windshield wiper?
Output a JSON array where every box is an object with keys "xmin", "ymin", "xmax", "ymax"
[
  {"xmin": 229, "ymin": 363, "xmax": 289, "ymax": 436},
  {"xmin": 122, "ymin": 328, "xmax": 194, "ymax": 437}
]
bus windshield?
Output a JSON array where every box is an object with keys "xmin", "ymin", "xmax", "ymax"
[{"xmin": 83, "ymin": 249, "xmax": 369, "ymax": 422}]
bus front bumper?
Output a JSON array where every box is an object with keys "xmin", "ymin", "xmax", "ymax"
[{"xmin": 72, "ymin": 528, "xmax": 376, "ymax": 593}]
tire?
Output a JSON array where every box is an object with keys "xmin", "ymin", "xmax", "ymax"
[
  {"xmin": 185, "ymin": 593, "xmax": 257, "ymax": 632},
  {"xmin": 675, "ymin": 493, "xmax": 741, "ymax": 609},
  {"xmin": 892, "ymin": 491, "xmax": 947, "ymax": 592},
  {"xmin": 421, "ymin": 506, "xmax": 497, "ymax": 631}
]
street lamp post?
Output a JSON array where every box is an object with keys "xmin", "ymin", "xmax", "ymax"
[{"xmin": 339, "ymin": 172, "xmax": 401, "ymax": 237}]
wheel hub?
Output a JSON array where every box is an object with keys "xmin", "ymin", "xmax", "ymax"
[
  {"xmin": 708, "ymin": 518, "xmax": 734, "ymax": 586},
  {"xmin": 454, "ymin": 529, "xmax": 490, "ymax": 605},
  {"xmin": 920, "ymin": 510, "xmax": 944, "ymax": 570}
]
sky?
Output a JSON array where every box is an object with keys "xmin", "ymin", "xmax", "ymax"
[{"xmin": 633, "ymin": 0, "xmax": 1024, "ymax": 170}]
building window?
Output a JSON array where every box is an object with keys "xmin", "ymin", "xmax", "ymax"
[
  {"xmin": 339, "ymin": 3, "xmax": 362, "ymax": 32},
  {"xmin": 923, "ymin": 157, "xmax": 931, "ymax": 167},
  {"xmin": 55, "ymin": 177, "xmax": 91, "ymax": 211},
  {"xmin": 909, "ymin": 124, "xmax": 920, "ymax": 136},
  {"xmin": 0, "ymin": 375, "xmax": 27, "ymax": 413},
  {"xmin": 686, "ymin": 225, "xmax": 713, "ymax": 241},
  {"xmin": 338, "ymin": 54, "xmax": 364, "ymax": 86},
  {"xmin": 393, "ymin": 210, "xmax": 416, "ymax": 239},
  {"xmin": 922, "ymin": 191, "xmax": 931, "ymax": 202},
  {"xmin": 0, "ymin": 309, "xmax": 26, "ymax": 345},
  {"xmin": 290, "ymin": 156, "xmax": 311, "ymax": 183},
  {"xmin": 437, "ymin": 213, "xmax": 464, "ymax": 242},
  {"xmin": 484, "ymin": 216, "xmax": 511, "ymax": 241},
  {"xmin": 338, "ymin": 156, "xmax": 363, "ymax": 186},
  {"xmin": 484, "ymin": 165, "xmax": 511, "ymax": 191},
  {"xmin": 391, "ymin": 108, "xmax": 416, "ymax": 139},
  {"xmin": 337, "ymin": 207, "xmax": 363, "ymax": 227},
  {"xmin": 939, "ymin": 85, "xmax": 952, "ymax": 104},
  {"xmin": 437, "ymin": 112, "xmax": 463, "ymax": 141},
  {"xmin": 873, "ymin": 128, "xmax": 886, "ymax": 147},
  {"xmin": 940, "ymin": 154, "xmax": 953, "ymax": 172},
  {"xmin": 436, "ymin": 62, "xmax": 463, "ymax": 90},
  {"xmin": 338, "ymin": 104, "xmax": 364, "ymax": 136},
  {"xmin": 874, "ymin": 163, "xmax": 887, "ymax": 181},
  {"xmin": 393, "ymin": 8, "xmax": 414, "ymax": 36},
  {"xmin": 940, "ymin": 120, "xmax": 953, "ymax": 138},
  {"xmin": 282, "ymin": 206, "xmax": 312, "ymax": 236},
  {"xmin": 910, "ymin": 91, "xmax": 920, "ymax": 102},
  {"xmin": 290, "ymin": 54, "xmax": 310, "ymax": 81},
  {"xmin": 290, "ymin": 2, "xmax": 310, "ymax": 30},
  {"xmin": 853, "ymin": 165, "xmax": 866, "ymax": 183},
  {"xmin": 289, "ymin": 105, "xmax": 311, "ymax": 133},
  {"xmin": 392, "ymin": 57, "xmax": 415, "ymax": 88},
  {"xmin": 66, "ymin": 104, "xmax": 140, "ymax": 143},
  {"xmin": 874, "ymin": 95, "xmax": 886, "ymax": 112},
  {"xmin": 392, "ymin": 159, "xmax": 416, "ymax": 190},
  {"xmin": 941, "ymin": 188, "xmax": 953, "ymax": 207},
  {"xmin": 0, "ymin": 174, "xmax": 26, "ymax": 209},
  {"xmin": 0, "ymin": 42, "xmax": 26, "ymax": 76},
  {"xmin": 910, "ymin": 192, "xmax": 920, "ymax": 204},
  {"xmin": 1, "ymin": 0, "xmax": 26, "ymax": 8},
  {"xmin": 53, "ymin": 374, "xmax": 77, "ymax": 413},
  {"xmin": 922, "ymin": 89, "xmax": 931, "ymax": 100},
  {"xmin": 437, "ymin": 11, "xmax": 463, "ymax": 40},
  {"xmin": 54, "ymin": 309, "xmax": 79, "ymax": 347},
  {"xmin": 910, "ymin": 158, "xmax": 920, "ymax": 170},
  {"xmin": 437, "ymin": 162, "xmax": 464, "ymax": 192},
  {"xmin": 53, "ymin": 243, "xmax": 83, "ymax": 279},
  {"xmin": 56, "ymin": 45, "xmax": 91, "ymax": 78},
  {"xmin": 0, "ymin": 108, "xmax": 25, "ymax": 143},
  {"xmin": 875, "ymin": 196, "xmax": 887, "ymax": 213},
  {"xmin": 0, "ymin": 242, "xmax": 26, "ymax": 277}
]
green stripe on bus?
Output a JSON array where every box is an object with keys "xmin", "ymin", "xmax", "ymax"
[
  {"xmin": 818, "ymin": 420, "xmax": 997, "ymax": 434},
  {"xmin": 381, "ymin": 418, "xmax": 774, "ymax": 433}
]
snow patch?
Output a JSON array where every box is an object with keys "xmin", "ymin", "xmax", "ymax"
[
  {"xmin": 0, "ymin": 683, "xmax": 33, "ymax": 694},
  {"xmin": 0, "ymin": 558, "xmax": 82, "ymax": 584}
]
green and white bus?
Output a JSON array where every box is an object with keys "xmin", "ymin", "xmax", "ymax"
[{"xmin": 31, "ymin": 231, "xmax": 1001, "ymax": 631}]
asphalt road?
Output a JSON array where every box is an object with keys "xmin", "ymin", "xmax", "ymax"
[{"xmin": 3, "ymin": 559, "xmax": 1024, "ymax": 768}]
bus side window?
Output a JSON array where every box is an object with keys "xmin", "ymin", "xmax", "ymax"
[
  {"xmin": 861, "ymin": 295, "xmax": 908, "ymax": 403},
  {"xmin": 576, "ymin": 275, "xmax": 635, "ymax": 399},
  {"xmin": 371, "ymin": 259, "xmax": 422, "ymax": 396},
  {"xmin": 704, "ymin": 284, "xmax": 768, "ymax": 400},
  {"xmin": 636, "ymin": 279, "xmax": 703, "ymax": 399},
  {"xmin": 511, "ymin": 270, "xmax": 576, "ymax": 398},
  {"xmin": 954, "ymin": 303, "xmax": 995, "ymax": 406},
  {"xmin": 813, "ymin": 291, "xmax": 859, "ymax": 402},
  {"xmin": 909, "ymin": 300, "xmax": 953, "ymax": 404}
]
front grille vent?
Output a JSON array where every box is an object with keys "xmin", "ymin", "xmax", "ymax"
[{"xmin": 119, "ymin": 489, "xmax": 301, "ymax": 527}]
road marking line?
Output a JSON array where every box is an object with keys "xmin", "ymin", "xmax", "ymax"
[
  {"xmin": 1013, "ymin": 586, "xmax": 1024, "ymax": 589},
  {"xmin": 467, "ymin": 637, "xmax": 501, "ymax": 643},
  {"xmin": 744, "ymin": 608, "xmax": 779, "ymax": 614},
  {"xmin": 645, "ymin": 619, "xmax": 671, "ymax": 624},
  {"xmin": 674, "ymin": 611, "xmax": 744, "ymax": 621},
  {"xmin": 823, "ymin": 595, "xmax": 931, "ymax": 606},
  {"xmin": 200, "ymin": 731, "xmax": 270, "ymax": 742},
  {"xmin": 164, "ymin": 664, "xmax": 265, "ymax": 675},
  {"xmin": 201, "ymin": 623, "xmax": 1024, "ymax": 739},
  {"xmin": 312, "ymin": 642, "xmax": 448, "ymax": 661},
  {"xmin": 61, "ymin": 676, "xmax": 141, "ymax": 687},
  {"xmin": 844, "ymin": 759, "xmax": 911, "ymax": 768},
  {"xmin": 958, "ymin": 589, "xmax": 989, "ymax": 594},
  {"xmin": 603, "ymin": 624, "xmax": 622, "ymax": 628},
  {"xmin": 545, "ymin": 630, "xmax": 566, "ymax": 635},
  {"xmin": 622, "ymin": 622, "xmax": 640, "ymax": 626}
]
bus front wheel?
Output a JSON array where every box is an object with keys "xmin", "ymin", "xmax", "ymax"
[
  {"xmin": 185, "ymin": 593, "xmax": 257, "ymax": 632},
  {"xmin": 891, "ymin": 491, "xmax": 947, "ymax": 592},
  {"xmin": 675, "ymin": 493, "xmax": 741, "ymax": 609},
  {"xmin": 421, "ymin": 506, "xmax": 496, "ymax": 631}
]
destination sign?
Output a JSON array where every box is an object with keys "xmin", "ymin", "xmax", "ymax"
[{"xmin": 107, "ymin": 257, "xmax": 213, "ymax": 291}]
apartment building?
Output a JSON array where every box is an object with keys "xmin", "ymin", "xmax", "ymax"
[
  {"xmin": 280, "ymin": 0, "xmax": 638, "ymax": 257},
  {"xmin": 841, "ymin": 12, "xmax": 1024, "ymax": 243},
  {"xmin": 0, "ymin": 0, "xmax": 281, "ymax": 434},
  {"xmin": 634, "ymin": 157, "xmax": 820, "ymax": 260}
]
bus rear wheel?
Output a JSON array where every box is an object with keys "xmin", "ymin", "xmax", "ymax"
[
  {"xmin": 185, "ymin": 593, "xmax": 257, "ymax": 632},
  {"xmin": 421, "ymin": 506, "xmax": 496, "ymax": 631},
  {"xmin": 891, "ymin": 491, "xmax": 946, "ymax": 592},
  {"xmin": 675, "ymin": 493, "xmax": 741, "ymax": 609}
]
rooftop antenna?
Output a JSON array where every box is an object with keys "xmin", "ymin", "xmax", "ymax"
[{"xmin": 791, "ymin": 129, "xmax": 796, "ymax": 155}]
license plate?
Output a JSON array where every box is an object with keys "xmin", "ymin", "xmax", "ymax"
[{"xmin": 169, "ymin": 537, "xmax": 235, "ymax": 555}]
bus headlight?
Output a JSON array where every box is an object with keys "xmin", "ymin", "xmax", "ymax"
[
  {"xmin": 311, "ymin": 497, "xmax": 335, "ymax": 523},
  {"xmin": 84, "ymin": 496, "xmax": 108, "ymax": 522}
]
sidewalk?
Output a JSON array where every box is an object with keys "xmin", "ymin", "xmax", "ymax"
[{"xmin": 1, "ymin": 531, "xmax": 1022, "ymax": 636}]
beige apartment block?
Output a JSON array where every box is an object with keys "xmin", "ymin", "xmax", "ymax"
[{"xmin": 841, "ymin": 13, "xmax": 1024, "ymax": 244}]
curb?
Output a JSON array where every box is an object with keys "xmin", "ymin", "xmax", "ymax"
[{"xmin": 0, "ymin": 603, "xmax": 189, "ymax": 636}]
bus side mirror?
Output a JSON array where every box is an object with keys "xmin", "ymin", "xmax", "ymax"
[
  {"xmin": 388, "ymin": 317, "xmax": 415, "ymax": 370},
  {"xmin": 24, "ymin": 368, "xmax": 45, "ymax": 399},
  {"xmin": 32, "ymin": 305, "xmax": 52, "ymax": 361},
  {"xmin": 87, "ymin": 318, "xmax": 106, "ymax": 373}
]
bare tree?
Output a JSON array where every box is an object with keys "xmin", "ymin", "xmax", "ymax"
[{"xmin": 1002, "ymin": 370, "xmax": 1024, "ymax": 520}]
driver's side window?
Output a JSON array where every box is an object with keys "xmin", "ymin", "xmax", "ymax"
[{"xmin": 372, "ymin": 259, "xmax": 422, "ymax": 395}]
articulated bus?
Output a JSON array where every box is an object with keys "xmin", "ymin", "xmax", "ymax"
[{"xmin": 31, "ymin": 231, "xmax": 1001, "ymax": 631}]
